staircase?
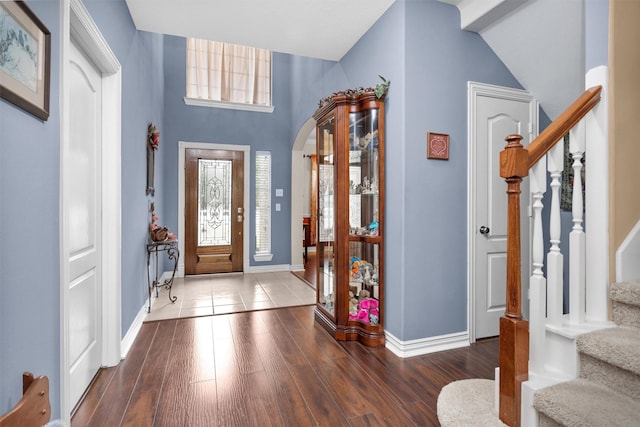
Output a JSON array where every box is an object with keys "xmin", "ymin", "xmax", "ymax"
[
  {"xmin": 532, "ymin": 280, "xmax": 640, "ymax": 426},
  {"xmin": 437, "ymin": 66, "xmax": 640, "ymax": 427}
]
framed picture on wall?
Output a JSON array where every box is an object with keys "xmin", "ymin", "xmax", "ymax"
[
  {"xmin": 0, "ymin": 1, "xmax": 51, "ymax": 120},
  {"xmin": 427, "ymin": 132, "xmax": 449, "ymax": 160}
]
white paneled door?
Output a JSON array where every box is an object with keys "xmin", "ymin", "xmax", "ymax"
[
  {"xmin": 68, "ymin": 40, "xmax": 103, "ymax": 407},
  {"xmin": 470, "ymin": 83, "xmax": 536, "ymax": 339}
]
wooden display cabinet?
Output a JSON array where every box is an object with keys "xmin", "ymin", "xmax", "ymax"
[{"xmin": 312, "ymin": 90, "xmax": 385, "ymax": 347}]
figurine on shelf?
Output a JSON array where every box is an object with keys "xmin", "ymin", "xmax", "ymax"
[
  {"xmin": 349, "ymin": 291, "xmax": 358, "ymax": 316},
  {"xmin": 368, "ymin": 221, "xmax": 379, "ymax": 236},
  {"xmin": 363, "ymin": 268, "xmax": 371, "ymax": 283},
  {"xmin": 325, "ymin": 293, "xmax": 334, "ymax": 311},
  {"xmin": 357, "ymin": 129, "xmax": 379, "ymax": 149},
  {"xmin": 149, "ymin": 203, "xmax": 176, "ymax": 242},
  {"xmin": 361, "ymin": 298, "xmax": 380, "ymax": 324},
  {"xmin": 351, "ymin": 257, "xmax": 374, "ymax": 282},
  {"xmin": 370, "ymin": 177, "xmax": 378, "ymax": 194},
  {"xmin": 348, "ymin": 297, "xmax": 379, "ymax": 324}
]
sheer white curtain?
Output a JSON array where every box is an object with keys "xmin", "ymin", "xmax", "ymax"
[{"xmin": 186, "ymin": 38, "xmax": 271, "ymax": 106}]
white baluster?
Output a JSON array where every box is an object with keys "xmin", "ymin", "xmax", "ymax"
[
  {"xmin": 529, "ymin": 158, "xmax": 546, "ymax": 375},
  {"xmin": 547, "ymin": 141, "xmax": 564, "ymax": 326},
  {"xmin": 569, "ymin": 121, "xmax": 586, "ymax": 324}
]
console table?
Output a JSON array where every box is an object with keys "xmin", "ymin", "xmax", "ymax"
[{"xmin": 146, "ymin": 239, "xmax": 179, "ymax": 312}]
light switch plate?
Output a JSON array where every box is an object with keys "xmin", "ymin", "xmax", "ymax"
[
  {"xmin": 276, "ymin": 188, "xmax": 283, "ymax": 197},
  {"xmin": 275, "ymin": 203, "xmax": 281, "ymax": 211}
]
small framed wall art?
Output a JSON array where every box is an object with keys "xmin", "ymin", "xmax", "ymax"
[
  {"xmin": 0, "ymin": 1, "xmax": 51, "ymax": 120},
  {"xmin": 427, "ymin": 132, "xmax": 449, "ymax": 160}
]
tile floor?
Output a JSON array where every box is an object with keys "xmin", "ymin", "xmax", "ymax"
[{"xmin": 144, "ymin": 271, "xmax": 316, "ymax": 322}]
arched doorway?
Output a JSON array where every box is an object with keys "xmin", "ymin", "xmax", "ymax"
[{"xmin": 290, "ymin": 118, "xmax": 316, "ymax": 271}]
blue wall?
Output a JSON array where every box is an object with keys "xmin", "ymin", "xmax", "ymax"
[
  {"xmin": 0, "ymin": 0, "xmax": 164, "ymax": 418},
  {"xmin": 0, "ymin": 0, "xmax": 61, "ymax": 416},
  {"xmin": 338, "ymin": 0, "xmax": 523, "ymax": 340},
  {"xmin": 287, "ymin": 55, "xmax": 349, "ymax": 142}
]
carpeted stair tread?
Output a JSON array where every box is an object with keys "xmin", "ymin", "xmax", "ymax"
[
  {"xmin": 533, "ymin": 378, "xmax": 640, "ymax": 427},
  {"xmin": 437, "ymin": 379, "xmax": 507, "ymax": 427},
  {"xmin": 610, "ymin": 281, "xmax": 640, "ymax": 307},
  {"xmin": 576, "ymin": 326, "xmax": 640, "ymax": 375}
]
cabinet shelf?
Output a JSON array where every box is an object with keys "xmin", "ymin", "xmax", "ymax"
[
  {"xmin": 312, "ymin": 90, "xmax": 386, "ymax": 347},
  {"xmin": 348, "ymin": 235, "xmax": 381, "ymax": 244}
]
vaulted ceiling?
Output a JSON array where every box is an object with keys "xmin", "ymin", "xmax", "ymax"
[
  {"xmin": 124, "ymin": 0, "xmax": 396, "ymax": 61},
  {"xmin": 125, "ymin": 0, "xmax": 584, "ymax": 119},
  {"xmin": 441, "ymin": 0, "xmax": 584, "ymax": 119}
]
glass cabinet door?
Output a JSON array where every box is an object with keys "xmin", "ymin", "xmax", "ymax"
[
  {"xmin": 348, "ymin": 108, "xmax": 381, "ymax": 324},
  {"xmin": 317, "ymin": 117, "xmax": 336, "ymax": 316}
]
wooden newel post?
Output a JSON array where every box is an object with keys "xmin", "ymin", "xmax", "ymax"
[{"xmin": 498, "ymin": 134, "xmax": 530, "ymax": 427}]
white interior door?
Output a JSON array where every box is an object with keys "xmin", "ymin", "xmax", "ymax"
[
  {"xmin": 68, "ymin": 40, "xmax": 103, "ymax": 406},
  {"xmin": 470, "ymin": 83, "xmax": 536, "ymax": 339}
]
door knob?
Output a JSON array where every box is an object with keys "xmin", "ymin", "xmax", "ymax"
[{"xmin": 479, "ymin": 226, "xmax": 490, "ymax": 235}]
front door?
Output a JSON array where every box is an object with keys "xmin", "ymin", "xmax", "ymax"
[
  {"xmin": 68, "ymin": 40, "xmax": 103, "ymax": 406},
  {"xmin": 470, "ymin": 83, "xmax": 536, "ymax": 339},
  {"xmin": 185, "ymin": 149, "xmax": 244, "ymax": 274}
]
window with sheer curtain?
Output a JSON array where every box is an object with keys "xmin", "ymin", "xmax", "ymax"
[{"xmin": 185, "ymin": 38, "xmax": 273, "ymax": 112}]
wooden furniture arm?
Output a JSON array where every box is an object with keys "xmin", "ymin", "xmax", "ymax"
[{"xmin": 0, "ymin": 372, "xmax": 51, "ymax": 427}]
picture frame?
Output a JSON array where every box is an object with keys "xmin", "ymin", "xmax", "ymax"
[
  {"xmin": 427, "ymin": 132, "xmax": 449, "ymax": 160},
  {"xmin": 0, "ymin": 1, "xmax": 51, "ymax": 121}
]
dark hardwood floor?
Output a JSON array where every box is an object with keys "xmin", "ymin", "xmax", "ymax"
[
  {"xmin": 292, "ymin": 250, "xmax": 317, "ymax": 289},
  {"xmin": 72, "ymin": 304, "xmax": 498, "ymax": 427}
]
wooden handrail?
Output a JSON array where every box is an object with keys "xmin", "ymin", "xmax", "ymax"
[
  {"xmin": 527, "ymin": 85, "xmax": 602, "ymax": 168},
  {"xmin": 497, "ymin": 85, "xmax": 602, "ymax": 427}
]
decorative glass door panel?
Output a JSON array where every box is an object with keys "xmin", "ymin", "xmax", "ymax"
[
  {"xmin": 317, "ymin": 117, "xmax": 336, "ymax": 317},
  {"xmin": 198, "ymin": 159, "xmax": 232, "ymax": 246}
]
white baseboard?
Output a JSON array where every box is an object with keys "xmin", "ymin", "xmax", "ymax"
[
  {"xmin": 385, "ymin": 330, "xmax": 470, "ymax": 358},
  {"xmin": 246, "ymin": 263, "xmax": 291, "ymax": 273},
  {"xmin": 290, "ymin": 264, "xmax": 305, "ymax": 271},
  {"xmin": 121, "ymin": 303, "xmax": 147, "ymax": 359}
]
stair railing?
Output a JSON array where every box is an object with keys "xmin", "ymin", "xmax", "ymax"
[{"xmin": 498, "ymin": 85, "xmax": 602, "ymax": 426}]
